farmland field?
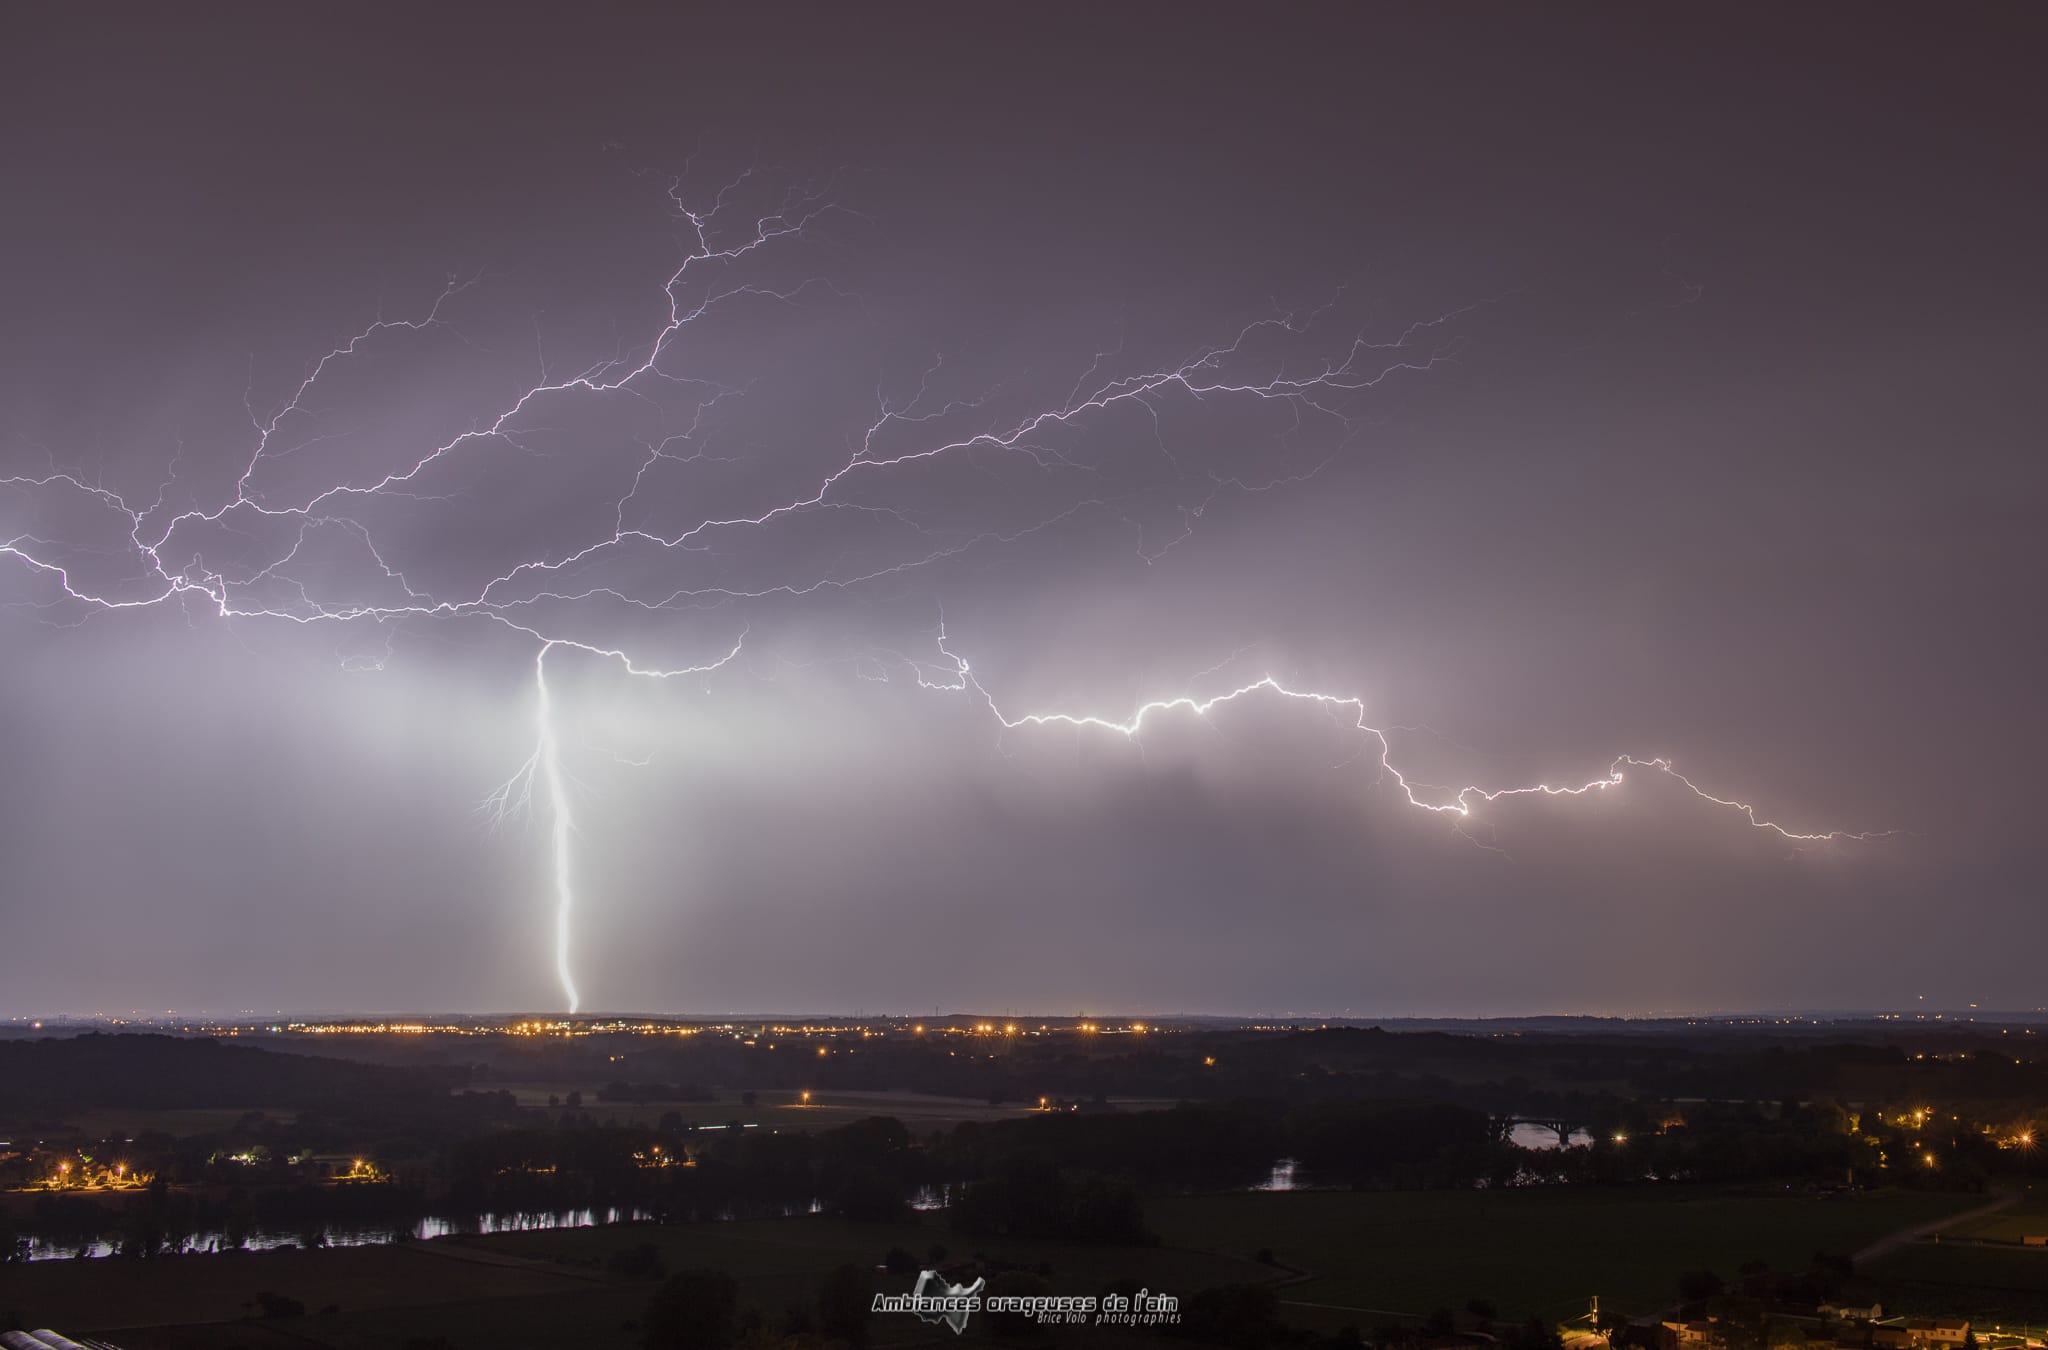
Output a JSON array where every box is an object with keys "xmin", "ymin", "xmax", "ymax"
[
  {"xmin": 1, "ymin": 1186, "xmax": 1988, "ymax": 1349},
  {"xmin": 1148, "ymin": 1186, "xmax": 1982, "ymax": 1325}
]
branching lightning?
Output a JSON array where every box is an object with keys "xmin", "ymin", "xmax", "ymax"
[
  {"xmin": 0, "ymin": 171, "xmax": 1887, "ymax": 1011},
  {"xmin": 922, "ymin": 626, "xmax": 1884, "ymax": 844}
]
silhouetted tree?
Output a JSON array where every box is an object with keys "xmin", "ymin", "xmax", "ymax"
[{"xmin": 819, "ymin": 1262, "xmax": 876, "ymax": 1346}]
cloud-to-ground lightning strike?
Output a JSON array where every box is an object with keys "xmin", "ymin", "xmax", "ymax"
[
  {"xmin": 534, "ymin": 645, "xmax": 579, "ymax": 1016},
  {"xmin": 0, "ymin": 173, "xmax": 1886, "ymax": 1011}
]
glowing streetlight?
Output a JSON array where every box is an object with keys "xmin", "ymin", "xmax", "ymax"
[{"xmin": 800, "ymin": 1090, "xmax": 812, "ymax": 1106}]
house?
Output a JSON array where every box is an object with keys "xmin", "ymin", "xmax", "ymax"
[
  {"xmin": 1904, "ymin": 1320, "xmax": 1969, "ymax": 1349},
  {"xmin": 1821, "ymin": 1305, "xmax": 1884, "ymax": 1323}
]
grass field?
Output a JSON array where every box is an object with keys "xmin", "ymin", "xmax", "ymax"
[
  {"xmin": 458, "ymin": 1209, "xmax": 1267, "ymax": 1291},
  {"xmin": 14, "ymin": 1208, "xmax": 1262, "ymax": 1350},
  {"xmin": 1855, "ymin": 1189, "xmax": 2048, "ymax": 1322},
  {"xmin": 1, "ymin": 1187, "xmax": 1988, "ymax": 1349},
  {"xmin": 0, "ymin": 1240, "xmax": 611, "ymax": 1337},
  {"xmin": 1941, "ymin": 1186, "xmax": 2048, "ymax": 1245},
  {"xmin": 1862, "ymin": 1242, "xmax": 2048, "ymax": 1322},
  {"xmin": 1148, "ymin": 1187, "xmax": 1983, "ymax": 1326}
]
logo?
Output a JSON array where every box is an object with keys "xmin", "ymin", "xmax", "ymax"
[
  {"xmin": 871, "ymin": 1269, "xmax": 986, "ymax": 1336},
  {"xmin": 872, "ymin": 1271, "xmax": 1180, "ymax": 1335}
]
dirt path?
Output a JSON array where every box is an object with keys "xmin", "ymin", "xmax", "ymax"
[{"xmin": 1853, "ymin": 1189, "xmax": 2018, "ymax": 1266}]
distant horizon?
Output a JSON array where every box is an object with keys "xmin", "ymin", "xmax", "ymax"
[{"xmin": 9, "ymin": 1004, "xmax": 2047, "ymax": 1028}]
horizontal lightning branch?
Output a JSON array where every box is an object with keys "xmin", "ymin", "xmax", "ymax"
[{"xmin": 924, "ymin": 629, "xmax": 1885, "ymax": 845}]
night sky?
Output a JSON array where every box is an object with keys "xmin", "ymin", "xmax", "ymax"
[{"xmin": 2, "ymin": 4, "xmax": 2041, "ymax": 1018}]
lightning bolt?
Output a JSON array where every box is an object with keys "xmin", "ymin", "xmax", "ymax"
[
  {"xmin": 0, "ymin": 169, "xmax": 1889, "ymax": 1011},
  {"xmin": 535, "ymin": 644, "xmax": 579, "ymax": 1015},
  {"xmin": 922, "ymin": 627, "xmax": 1884, "ymax": 844}
]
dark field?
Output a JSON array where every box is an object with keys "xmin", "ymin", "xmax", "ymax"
[
  {"xmin": 0, "ymin": 1187, "xmax": 1991, "ymax": 1348},
  {"xmin": 8, "ymin": 1021, "xmax": 2048, "ymax": 1347}
]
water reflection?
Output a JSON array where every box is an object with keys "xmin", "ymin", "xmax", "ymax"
[
  {"xmin": 19, "ymin": 1205, "xmax": 655, "ymax": 1263},
  {"xmin": 1253, "ymin": 1158, "xmax": 1299, "ymax": 1191},
  {"xmin": 1507, "ymin": 1123, "xmax": 1593, "ymax": 1150}
]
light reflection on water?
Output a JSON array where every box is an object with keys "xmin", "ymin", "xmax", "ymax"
[
  {"xmin": 20, "ymin": 1205, "xmax": 656, "ymax": 1262},
  {"xmin": 1253, "ymin": 1158, "xmax": 1299, "ymax": 1191},
  {"xmin": 14, "ymin": 1198, "xmax": 868, "ymax": 1262},
  {"xmin": 18, "ymin": 1141, "xmax": 1589, "ymax": 1260},
  {"xmin": 1508, "ymin": 1123, "xmax": 1594, "ymax": 1150}
]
